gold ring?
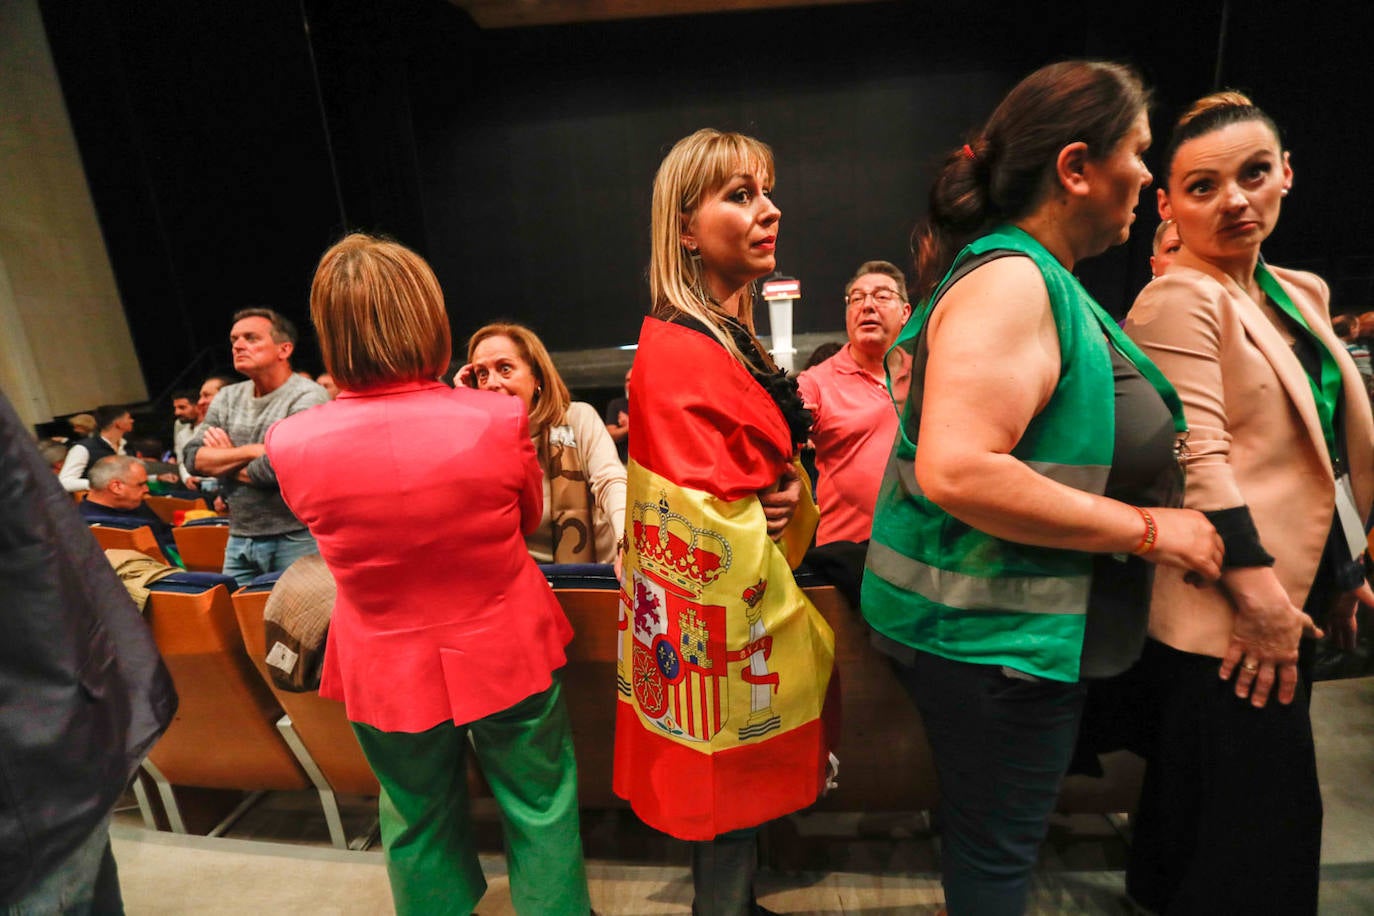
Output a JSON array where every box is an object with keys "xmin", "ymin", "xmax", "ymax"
[{"xmin": 1242, "ymin": 662, "xmax": 1259, "ymax": 673}]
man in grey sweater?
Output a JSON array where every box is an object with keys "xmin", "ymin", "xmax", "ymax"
[{"xmin": 184, "ymin": 308, "xmax": 329, "ymax": 584}]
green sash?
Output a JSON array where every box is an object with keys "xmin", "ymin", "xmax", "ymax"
[{"xmin": 1255, "ymin": 262, "xmax": 1343, "ymax": 468}]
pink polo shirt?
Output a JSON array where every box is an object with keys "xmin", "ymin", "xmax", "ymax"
[{"xmin": 797, "ymin": 344, "xmax": 912, "ymax": 545}]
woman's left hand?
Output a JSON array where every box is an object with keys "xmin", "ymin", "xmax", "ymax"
[
  {"xmin": 1328, "ymin": 579, "xmax": 1373, "ymax": 652},
  {"xmin": 759, "ymin": 465, "xmax": 801, "ymax": 540}
]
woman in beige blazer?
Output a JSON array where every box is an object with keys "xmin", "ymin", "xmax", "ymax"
[{"xmin": 1124, "ymin": 93, "xmax": 1374, "ymax": 915}]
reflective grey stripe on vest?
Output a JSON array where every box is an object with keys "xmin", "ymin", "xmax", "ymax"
[
  {"xmin": 866, "ymin": 540, "xmax": 1091, "ymax": 615},
  {"xmin": 895, "ymin": 458, "xmax": 1110, "ymax": 499}
]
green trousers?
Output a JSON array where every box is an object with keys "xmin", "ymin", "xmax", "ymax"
[{"xmin": 352, "ymin": 678, "xmax": 590, "ymax": 916}]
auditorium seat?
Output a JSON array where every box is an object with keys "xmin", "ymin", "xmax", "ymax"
[
  {"xmin": 138, "ymin": 578, "xmax": 311, "ymax": 835},
  {"xmin": 173, "ymin": 517, "xmax": 231, "ymax": 573},
  {"xmin": 230, "ymin": 576, "xmax": 379, "ymax": 849},
  {"xmin": 88, "ymin": 523, "xmax": 169, "ymax": 565},
  {"xmin": 145, "ymin": 494, "xmax": 208, "ymax": 525}
]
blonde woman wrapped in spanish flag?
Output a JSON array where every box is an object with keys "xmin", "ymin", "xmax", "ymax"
[{"xmin": 614, "ymin": 129, "xmax": 837, "ymax": 916}]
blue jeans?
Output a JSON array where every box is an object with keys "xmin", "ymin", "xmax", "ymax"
[
  {"xmin": 6, "ymin": 814, "xmax": 122, "ymax": 915},
  {"xmin": 892, "ymin": 650, "xmax": 1086, "ymax": 916},
  {"xmin": 222, "ymin": 529, "xmax": 319, "ymax": 586}
]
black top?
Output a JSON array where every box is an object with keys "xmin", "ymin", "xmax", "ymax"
[
  {"xmin": 1080, "ymin": 344, "xmax": 1181, "ymax": 678},
  {"xmin": 74, "ymin": 434, "xmax": 118, "ymax": 471}
]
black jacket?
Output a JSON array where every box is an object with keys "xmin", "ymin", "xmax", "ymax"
[{"xmin": 0, "ymin": 392, "xmax": 177, "ymax": 903}]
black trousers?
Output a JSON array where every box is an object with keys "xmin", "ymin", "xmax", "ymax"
[
  {"xmin": 1126, "ymin": 639, "xmax": 1321, "ymax": 915},
  {"xmin": 691, "ymin": 827, "xmax": 762, "ymax": 916},
  {"xmin": 891, "ymin": 650, "xmax": 1087, "ymax": 916}
]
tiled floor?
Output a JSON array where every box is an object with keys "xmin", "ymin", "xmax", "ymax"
[{"xmin": 111, "ymin": 677, "xmax": 1374, "ymax": 914}]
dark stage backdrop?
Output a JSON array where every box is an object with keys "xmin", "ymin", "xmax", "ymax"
[{"xmin": 38, "ymin": 0, "xmax": 1374, "ymax": 399}]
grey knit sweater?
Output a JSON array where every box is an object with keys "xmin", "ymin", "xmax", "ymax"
[{"xmin": 183, "ymin": 374, "xmax": 328, "ymax": 537}]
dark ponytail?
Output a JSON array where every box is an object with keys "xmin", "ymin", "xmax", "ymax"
[{"xmin": 913, "ymin": 60, "xmax": 1150, "ymax": 300}]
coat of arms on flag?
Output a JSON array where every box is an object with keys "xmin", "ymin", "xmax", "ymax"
[{"xmin": 622, "ymin": 494, "xmax": 734, "ymax": 742}]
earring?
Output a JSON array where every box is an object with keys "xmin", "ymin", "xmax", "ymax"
[
  {"xmin": 1281, "ymin": 188, "xmax": 1289, "ymax": 197},
  {"xmin": 687, "ymin": 250, "xmax": 714, "ymax": 305}
]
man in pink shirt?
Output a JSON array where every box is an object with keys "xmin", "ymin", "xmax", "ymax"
[{"xmin": 798, "ymin": 260, "xmax": 913, "ymax": 545}]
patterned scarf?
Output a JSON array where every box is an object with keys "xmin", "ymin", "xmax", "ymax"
[{"xmin": 541, "ymin": 423, "xmax": 596, "ymax": 563}]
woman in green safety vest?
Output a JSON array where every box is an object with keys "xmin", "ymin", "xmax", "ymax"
[
  {"xmin": 861, "ymin": 61, "xmax": 1225, "ymax": 915},
  {"xmin": 1122, "ymin": 92, "xmax": 1374, "ymax": 916}
]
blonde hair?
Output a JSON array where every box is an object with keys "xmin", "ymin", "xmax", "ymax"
[
  {"xmin": 466, "ymin": 323, "xmax": 570, "ymax": 435},
  {"xmin": 649, "ymin": 128, "xmax": 777, "ymax": 365},
  {"xmin": 310, "ymin": 234, "xmax": 451, "ymax": 390}
]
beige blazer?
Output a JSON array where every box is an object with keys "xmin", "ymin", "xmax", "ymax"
[{"xmin": 1125, "ymin": 259, "xmax": 1374, "ymax": 658}]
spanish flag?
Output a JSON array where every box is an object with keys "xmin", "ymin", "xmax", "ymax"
[{"xmin": 613, "ymin": 316, "xmax": 836, "ymax": 841}]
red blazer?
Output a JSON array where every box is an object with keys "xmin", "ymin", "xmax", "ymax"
[{"xmin": 265, "ymin": 379, "xmax": 573, "ymax": 732}]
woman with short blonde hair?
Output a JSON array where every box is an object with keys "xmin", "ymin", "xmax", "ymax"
[
  {"xmin": 310, "ymin": 234, "xmax": 451, "ymax": 388},
  {"xmin": 268, "ymin": 233, "xmax": 590, "ymax": 916}
]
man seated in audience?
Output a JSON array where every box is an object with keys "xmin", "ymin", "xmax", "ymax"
[
  {"xmin": 78, "ymin": 455, "xmax": 181, "ymax": 565},
  {"xmin": 797, "ymin": 260, "xmax": 913, "ymax": 546},
  {"xmin": 184, "ymin": 308, "xmax": 327, "ymax": 584},
  {"xmin": 126, "ymin": 435, "xmax": 181, "ymax": 486},
  {"xmin": 58, "ymin": 404, "xmax": 133, "ymax": 493}
]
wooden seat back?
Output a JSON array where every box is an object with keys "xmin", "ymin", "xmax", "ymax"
[
  {"xmin": 230, "ymin": 587, "xmax": 379, "ymax": 796},
  {"xmin": 89, "ymin": 524, "xmax": 168, "ymax": 564},
  {"xmin": 145, "ymin": 495, "xmax": 206, "ymax": 525},
  {"xmin": 143, "ymin": 584, "xmax": 308, "ymax": 791},
  {"xmin": 173, "ymin": 524, "xmax": 230, "ymax": 573}
]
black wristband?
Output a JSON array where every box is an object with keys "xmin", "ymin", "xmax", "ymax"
[{"xmin": 1204, "ymin": 506, "xmax": 1275, "ymax": 568}]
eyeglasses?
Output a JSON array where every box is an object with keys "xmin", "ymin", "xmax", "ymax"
[{"xmin": 846, "ymin": 288, "xmax": 904, "ymax": 308}]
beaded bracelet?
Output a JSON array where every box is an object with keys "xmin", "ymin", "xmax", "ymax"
[{"xmin": 1131, "ymin": 507, "xmax": 1158, "ymax": 556}]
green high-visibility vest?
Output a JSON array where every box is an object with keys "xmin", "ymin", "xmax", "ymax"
[{"xmin": 862, "ymin": 225, "xmax": 1185, "ymax": 682}]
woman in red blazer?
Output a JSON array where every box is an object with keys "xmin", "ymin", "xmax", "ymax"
[
  {"xmin": 1124, "ymin": 93, "xmax": 1374, "ymax": 915},
  {"xmin": 265, "ymin": 234, "xmax": 590, "ymax": 916}
]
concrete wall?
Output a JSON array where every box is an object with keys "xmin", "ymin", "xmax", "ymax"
[{"xmin": 0, "ymin": 0, "xmax": 144, "ymax": 429}]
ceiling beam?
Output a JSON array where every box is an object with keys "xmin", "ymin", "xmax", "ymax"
[{"xmin": 448, "ymin": 0, "xmax": 882, "ymax": 29}]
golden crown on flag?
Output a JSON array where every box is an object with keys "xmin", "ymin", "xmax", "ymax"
[{"xmin": 632, "ymin": 494, "xmax": 733, "ymax": 592}]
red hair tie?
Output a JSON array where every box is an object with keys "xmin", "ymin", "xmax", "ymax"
[{"xmin": 961, "ymin": 143, "xmax": 976, "ymax": 161}]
